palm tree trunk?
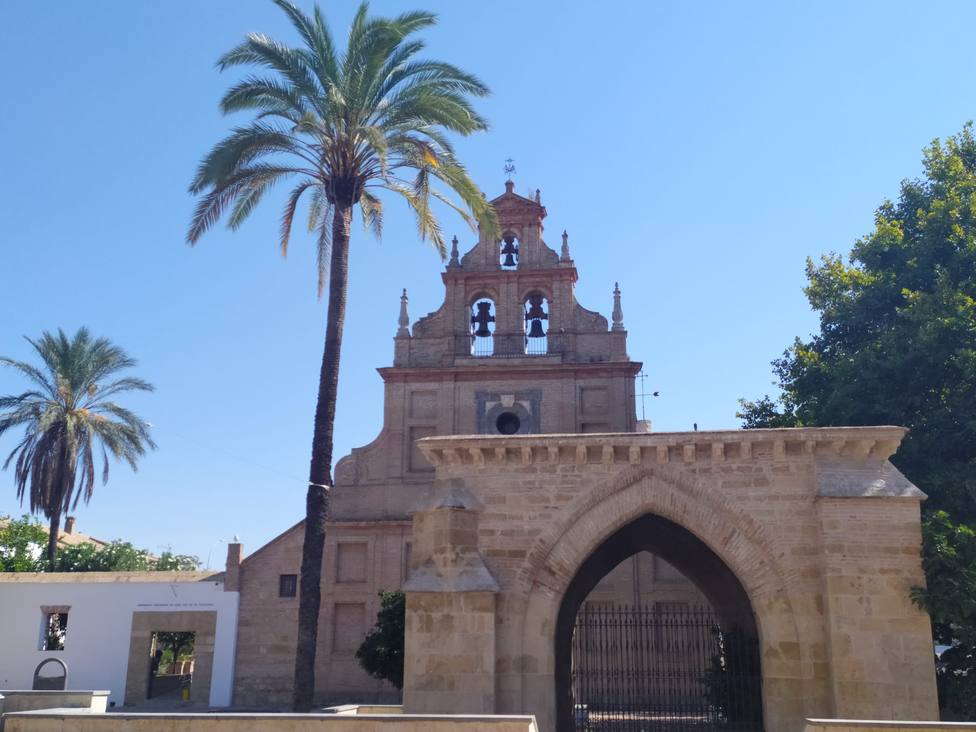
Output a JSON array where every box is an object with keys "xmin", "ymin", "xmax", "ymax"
[
  {"xmin": 292, "ymin": 199, "xmax": 353, "ymax": 711},
  {"xmin": 46, "ymin": 503, "xmax": 61, "ymax": 567},
  {"xmin": 45, "ymin": 438, "xmax": 71, "ymax": 567}
]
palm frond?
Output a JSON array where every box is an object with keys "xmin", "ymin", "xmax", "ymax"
[
  {"xmin": 221, "ymin": 75, "xmax": 309, "ymax": 117},
  {"xmin": 280, "ymin": 180, "xmax": 317, "ymax": 257},
  {"xmin": 359, "ymin": 189, "xmax": 383, "ymax": 239},
  {"xmin": 316, "ymin": 206, "xmax": 334, "ymax": 298},
  {"xmin": 191, "ymin": 0, "xmax": 495, "ymax": 285}
]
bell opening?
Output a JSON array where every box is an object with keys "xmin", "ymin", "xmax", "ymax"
[
  {"xmin": 499, "ymin": 233, "xmax": 520, "ymax": 270},
  {"xmin": 524, "ymin": 292, "xmax": 549, "ymax": 356},
  {"xmin": 470, "ymin": 297, "xmax": 496, "ymax": 357}
]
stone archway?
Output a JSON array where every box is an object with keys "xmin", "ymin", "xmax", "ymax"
[
  {"xmin": 553, "ymin": 513, "xmax": 762, "ymax": 731},
  {"xmin": 403, "ymin": 429, "xmax": 939, "ymax": 732},
  {"xmin": 514, "ymin": 467, "xmax": 811, "ymax": 732}
]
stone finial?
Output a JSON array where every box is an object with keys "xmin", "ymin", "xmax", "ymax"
[
  {"xmin": 535, "ymin": 188, "xmax": 541, "ymax": 204},
  {"xmin": 611, "ymin": 282, "xmax": 625, "ymax": 332},
  {"xmin": 448, "ymin": 235, "xmax": 460, "ymax": 268},
  {"xmin": 560, "ymin": 230, "xmax": 571, "ymax": 262},
  {"xmin": 397, "ymin": 288, "xmax": 411, "ymax": 338}
]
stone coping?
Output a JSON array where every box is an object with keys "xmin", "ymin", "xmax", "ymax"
[
  {"xmin": 807, "ymin": 722, "xmax": 976, "ymax": 729},
  {"xmin": 418, "ymin": 425, "xmax": 907, "ymax": 467},
  {"xmin": 324, "ymin": 705, "xmax": 403, "ymax": 715},
  {"xmin": 0, "ymin": 572, "xmax": 222, "ymax": 584},
  {"xmin": 0, "ymin": 692, "xmax": 110, "ymax": 697},
  {"xmin": 3, "ymin": 710, "xmax": 537, "ymax": 723}
]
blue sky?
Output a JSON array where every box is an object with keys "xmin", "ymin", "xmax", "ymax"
[{"xmin": 2, "ymin": 0, "xmax": 974, "ymax": 563}]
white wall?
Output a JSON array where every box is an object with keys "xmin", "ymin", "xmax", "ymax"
[{"xmin": 0, "ymin": 575, "xmax": 238, "ymax": 707}]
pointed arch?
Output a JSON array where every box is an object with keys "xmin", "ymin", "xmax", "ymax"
[{"xmin": 511, "ymin": 466, "xmax": 818, "ymax": 732}]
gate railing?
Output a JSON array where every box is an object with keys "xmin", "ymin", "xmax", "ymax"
[{"xmin": 571, "ymin": 603, "xmax": 763, "ymax": 732}]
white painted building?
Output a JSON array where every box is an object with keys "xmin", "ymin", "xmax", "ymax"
[{"xmin": 0, "ymin": 546, "xmax": 241, "ymax": 708}]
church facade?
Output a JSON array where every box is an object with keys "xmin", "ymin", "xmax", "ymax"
[
  {"xmin": 231, "ymin": 181, "xmax": 706, "ymax": 705},
  {"xmin": 231, "ymin": 182, "xmax": 938, "ymax": 732}
]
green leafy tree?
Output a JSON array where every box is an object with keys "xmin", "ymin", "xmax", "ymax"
[
  {"xmin": 154, "ymin": 631, "xmax": 196, "ymax": 674},
  {"xmin": 188, "ymin": 0, "xmax": 496, "ymax": 709},
  {"xmin": 0, "ymin": 328, "xmax": 157, "ymax": 565},
  {"xmin": 51, "ymin": 540, "xmax": 200, "ymax": 572},
  {"xmin": 0, "ymin": 515, "xmax": 199, "ymax": 573},
  {"xmin": 739, "ymin": 123, "xmax": 976, "ymax": 714},
  {"xmin": 356, "ymin": 590, "xmax": 405, "ymax": 689},
  {"xmin": 0, "ymin": 515, "xmax": 47, "ymax": 572},
  {"xmin": 911, "ymin": 511, "xmax": 976, "ymax": 718}
]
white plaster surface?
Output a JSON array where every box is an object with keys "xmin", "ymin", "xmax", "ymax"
[{"xmin": 0, "ymin": 574, "xmax": 238, "ymax": 707}]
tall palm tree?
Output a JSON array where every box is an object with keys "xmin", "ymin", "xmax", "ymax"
[
  {"xmin": 0, "ymin": 328, "xmax": 156, "ymax": 565},
  {"xmin": 187, "ymin": 0, "xmax": 497, "ymax": 710}
]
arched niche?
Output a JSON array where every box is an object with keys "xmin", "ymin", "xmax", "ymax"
[
  {"xmin": 469, "ymin": 296, "xmax": 496, "ymax": 356},
  {"xmin": 523, "ymin": 291, "xmax": 549, "ymax": 355},
  {"xmin": 499, "ymin": 231, "xmax": 520, "ymax": 270},
  {"xmin": 554, "ymin": 514, "xmax": 763, "ymax": 731}
]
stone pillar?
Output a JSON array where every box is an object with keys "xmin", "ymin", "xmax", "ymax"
[
  {"xmin": 402, "ymin": 479, "xmax": 499, "ymax": 714},
  {"xmin": 815, "ymin": 457, "xmax": 939, "ymax": 720}
]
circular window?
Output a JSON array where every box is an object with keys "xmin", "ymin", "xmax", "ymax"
[{"xmin": 495, "ymin": 412, "xmax": 521, "ymax": 435}]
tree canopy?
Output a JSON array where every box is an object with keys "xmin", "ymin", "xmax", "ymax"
[
  {"xmin": 0, "ymin": 328, "xmax": 156, "ymax": 563},
  {"xmin": 0, "ymin": 515, "xmax": 199, "ymax": 573},
  {"xmin": 356, "ymin": 590, "xmax": 405, "ymax": 689},
  {"xmin": 739, "ymin": 123, "xmax": 976, "ymax": 715},
  {"xmin": 0, "ymin": 515, "xmax": 47, "ymax": 572}
]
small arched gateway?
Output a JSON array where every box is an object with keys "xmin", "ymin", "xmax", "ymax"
[
  {"xmin": 402, "ymin": 428, "xmax": 939, "ymax": 732},
  {"xmin": 554, "ymin": 514, "xmax": 763, "ymax": 732}
]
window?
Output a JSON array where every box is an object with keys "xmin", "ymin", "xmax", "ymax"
[
  {"xmin": 496, "ymin": 412, "xmax": 521, "ymax": 435},
  {"xmin": 336, "ymin": 542, "xmax": 368, "ymax": 583},
  {"xmin": 409, "ymin": 425, "xmax": 437, "ymax": 472},
  {"xmin": 40, "ymin": 611, "xmax": 68, "ymax": 651},
  {"xmin": 278, "ymin": 574, "xmax": 297, "ymax": 598},
  {"xmin": 332, "ymin": 603, "xmax": 366, "ymax": 653}
]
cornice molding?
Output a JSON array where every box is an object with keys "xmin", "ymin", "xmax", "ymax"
[
  {"xmin": 417, "ymin": 426, "xmax": 908, "ymax": 468},
  {"xmin": 378, "ymin": 360, "xmax": 643, "ymax": 383}
]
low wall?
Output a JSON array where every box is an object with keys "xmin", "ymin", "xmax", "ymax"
[
  {"xmin": 326, "ymin": 705, "xmax": 404, "ymax": 715},
  {"xmin": 806, "ymin": 721, "xmax": 976, "ymax": 732},
  {"xmin": 1, "ymin": 711, "xmax": 538, "ymax": 732},
  {"xmin": 0, "ymin": 691, "xmax": 109, "ymax": 715}
]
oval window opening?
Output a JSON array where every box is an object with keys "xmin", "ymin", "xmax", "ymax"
[{"xmin": 495, "ymin": 412, "xmax": 521, "ymax": 435}]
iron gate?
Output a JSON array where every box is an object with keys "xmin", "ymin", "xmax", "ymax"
[{"xmin": 570, "ymin": 604, "xmax": 763, "ymax": 732}]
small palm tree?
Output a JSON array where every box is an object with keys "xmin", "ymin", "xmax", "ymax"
[
  {"xmin": 188, "ymin": 0, "xmax": 496, "ymax": 709},
  {"xmin": 0, "ymin": 328, "xmax": 156, "ymax": 565}
]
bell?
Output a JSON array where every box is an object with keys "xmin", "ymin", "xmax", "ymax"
[
  {"xmin": 526, "ymin": 318, "xmax": 546, "ymax": 339},
  {"xmin": 471, "ymin": 301, "xmax": 495, "ymax": 338},
  {"xmin": 500, "ymin": 238, "xmax": 519, "ymax": 267},
  {"xmin": 524, "ymin": 294, "xmax": 547, "ymax": 321}
]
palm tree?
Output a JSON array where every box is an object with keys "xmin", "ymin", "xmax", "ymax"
[
  {"xmin": 0, "ymin": 328, "xmax": 156, "ymax": 565},
  {"xmin": 187, "ymin": 0, "xmax": 497, "ymax": 711}
]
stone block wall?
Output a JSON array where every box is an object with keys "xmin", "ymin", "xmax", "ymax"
[
  {"xmin": 233, "ymin": 521, "xmax": 411, "ymax": 706},
  {"xmin": 402, "ymin": 427, "xmax": 939, "ymax": 732}
]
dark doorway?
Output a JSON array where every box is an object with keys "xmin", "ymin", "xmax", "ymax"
[
  {"xmin": 555, "ymin": 515, "xmax": 764, "ymax": 732},
  {"xmin": 147, "ymin": 631, "xmax": 196, "ymax": 702}
]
